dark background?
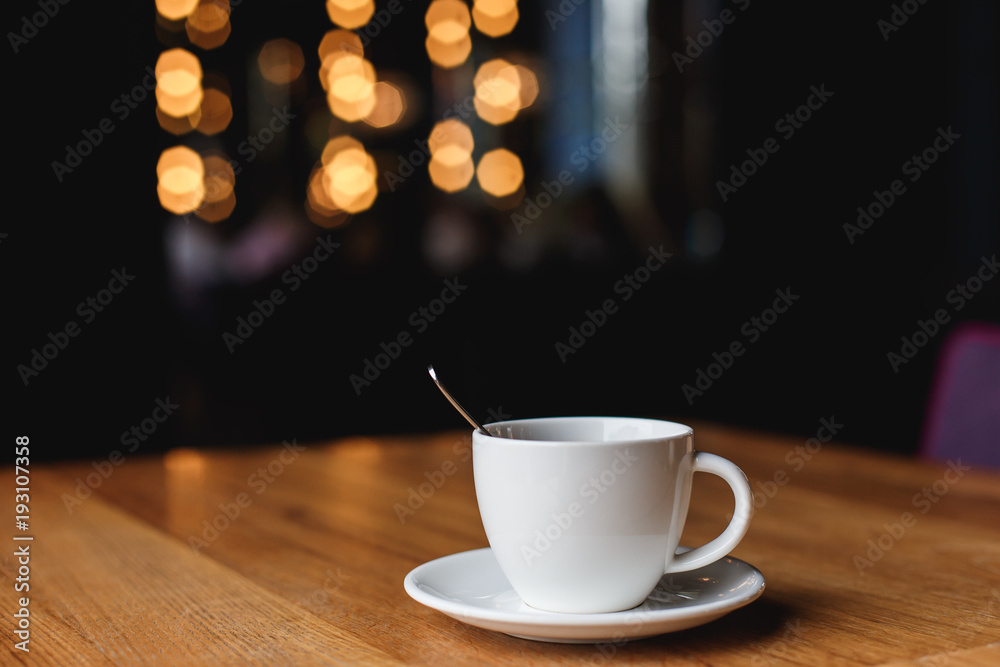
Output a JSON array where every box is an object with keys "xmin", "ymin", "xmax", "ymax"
[{"xmin": 5, "ymin": 1, "xmax": 998, "ymax": 461}]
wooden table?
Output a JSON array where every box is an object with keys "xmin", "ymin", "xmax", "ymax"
[{"xmin": 3, "ymin": 422, "xmax": 999, "ymax": 665}]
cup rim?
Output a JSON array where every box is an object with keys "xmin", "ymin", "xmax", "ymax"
[{"xmin": 477, "ymin": 416, "xmax": 693, "ymax": 444}]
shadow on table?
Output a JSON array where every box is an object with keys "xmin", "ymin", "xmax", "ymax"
[
  {"xmin": 452, "ymin": 597, "xmax": 798, "ymax": 662},
  {"xmin": 624, "ymin": 598, "xmax": 793, "ymax": 660}
]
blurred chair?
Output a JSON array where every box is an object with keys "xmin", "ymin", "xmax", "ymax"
[{"xmin": 920, "ymin": 321, "xmax": 1000, "ymax": 469}]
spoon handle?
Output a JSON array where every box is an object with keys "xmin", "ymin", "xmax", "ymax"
[{"xmin": 427, "ymin": 365, "xmax": 490, "ymax": 435}]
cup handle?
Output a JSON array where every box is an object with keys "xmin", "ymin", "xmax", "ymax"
[{"xmin": 664, "ymin": 451, "xmax": 754, "ymax": 573}]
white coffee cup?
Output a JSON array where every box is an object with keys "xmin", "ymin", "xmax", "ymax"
[{"xmin": 472, "ymin": 416, "xmax": 754, "ymax": 614}]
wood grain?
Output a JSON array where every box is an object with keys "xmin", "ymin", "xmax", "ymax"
[{"xmin": 2, "ymin": 422, "xmax": 999, "ymax": 665}]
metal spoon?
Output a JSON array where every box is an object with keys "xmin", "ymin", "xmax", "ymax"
[{"xmin": 427, "ymin": 364, "xmax": 492, "ymax": 436}]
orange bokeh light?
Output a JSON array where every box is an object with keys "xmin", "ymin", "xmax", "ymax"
[
  {"xmin": 196, "ymin": 88, "xmax": 232, "ymax": 135},
  {"xmin": 321, "ymin": 138, "xmax": 378, "ymax": 213},
  {"xmin": 201, "ymin": 152, "xmax": 235, "ymax": 203},
  {"xmin": 424, "ymin": 0, "xmax": 472, "ymax": 67},
  {"xmin": 322, "ymin": 136, "xmax": 366, "ymax": 165},
  {"xmin": 512, "ymin": 64, "xmax": 538, "ymax": 108},
  {"xmin": 186, "ymin": 0, "xmax": 230, "ymax": 49},
  {"xmin": 427, "ymin": 119, "xmax": 474, "ymax": 193},
  {"xmin": 157, "ymin": 146, "xmax": 205, "ymax": 214},
  {"xmin": 156, "ymin": 48, "xmax": 204, "ymax": 119},
  {"xmin": 318, "ymin": 30, "xmax": 364, "ymax": 89},
  {"xmin": 429, "ymin": 153, "xmax": 474, "ymax": 193},
  {"xmin": 425, "ymin": 32, "xmax": 472, "ymax": 69},
  {"xmin": 472, "ymin": 0, "xmax": 519, "ymax": 38},
  {"xmin": 425, "ymin": 0, "xmax": 471, "ymax": 42},
  {"xmin": 363, "ymin": 81, "xmax": 406, "ymax": 128},
  {"xmin": 476, "ymin": 148, "xmax": 523, "ymax": 197},
  {"xmin": 156, "ymin": 107, "xmax": 200, "ymax": 136},
  {"xmin": 429, "ymin": 119, "xmax": 474, "ymax": 156},
  {"xmin": 156, "ymin": 48, "xmax": 202, "ymax": 81},
  {"xmin": 187, "ymin": 0, "xmax": 229, "ymax": 31},
  {"xmin": 326, "ymin": 53, "xmax": 377, "ymax": 122},
  {"xmin": 474, "ymin": 59, "xmax": 521, "ymax": 125},
  {"xmin": 156, "ymin": 0, "xmax": 198, "ymax": 22},
  {"xmin": 195, "ymin": 190, "xmax": 236, "ymax": 223},
  {"xmin": 258, "ymin": 38, "xmax": 305, "ymax": 85},
  {"xmin": 326, "ymin": 0, "xmax": 375, "ymax": 30}
]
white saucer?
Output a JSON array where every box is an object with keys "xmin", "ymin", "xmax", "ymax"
[{"xmin": 403, "ymin": 547, "xmax": 765, "ymax": 643}]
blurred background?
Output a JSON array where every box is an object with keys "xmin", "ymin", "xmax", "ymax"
[{"xmin": 6, "ymin": 0, "xmax": 998, "ymax": 461}]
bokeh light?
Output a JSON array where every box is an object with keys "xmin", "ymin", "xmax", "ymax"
[
  {"xmin": 164, "ymin": 448, "xmax": 206, "ymax": 477},
  {"xmin": 326, "ymin": 53, "xmax": 377, "ymax": 122},
  {"xmin": 474, "ymin": 59, "xmax": 521, "ymax": 125},
  {"xmin": 363, "ymin": 81, "xmax": 406, "ymax": 128},
  {"xmin": 307, "ymin": 162, "xmax": 347, "ymax": 227},
  {"xmin": 318, "ymin": 30, "xmax": 364, "ymax": 87},
  {"xmin": 512, "ymin": 64, "xmax": 538, "ymax": 108},
  {"xmin": 157, "ymin": 146, "xmax": 205, "ymax": 214},
  {"xmin": 425, "ymin": 0, "xmax": 471, "ymax": 42},
  {"xmin": 321, "ymin": 137, "xmax": 378, "ymax": 213},
  {"xmin": 258, "ymin": 38, "xmax": 305, "ymax": 85},
  {"xmin": 156, "ymin": 0, "xmax": 198, "ymax": 21},
  {"xmin": 187, "ymin": 0, "xmax": 229, "ymax": 32},
  {"xmin": 429, "ymin": 154, "xmax": 475, "ymax": 193},
  {"xmin": 200, "ymin": 152, "xmax": 235, "ymax": 204},
  {"xmin": 326, "ymin": 0, "xmax": 375, "ymax": 30},
  {"xmin": 156, "ymin": 107, "xmax": 200, "ymax": 135},
  {"xmin": 429, "ymin": 119, "xmax": 474, "ymax": 155},
  {"xmin": 476, "ymin": 148, "xmax": 523, "ymax": 197},
  {"xmin": 156, "ymin": 48, "xmax": 204, "ymax": 119},
  {"xmin": 194, "ymin": 189, "xmax": 236, "ymax": 223},
  {"xmin": 427, "ymin": 119, "xmax": 474, "ymax": 193},
  {"xmin": 185, "ymin": 0, "xmax": 231, "ymax": 49},
  {"xmin": 425, "ymin": 0, "xmax": 472, "ymax": 68},
  {"xmin": 472, "ymin": 0, "xmax": 519, "ymax": 38},
  {"xmin": 196, "ymin": 87, "xmax": 232, "ymax": 135},
  {"xmin": 425, "ymin": 33, "xmax": 472, "ymax": 69},
  {"xmin": 155, "ymin": 48, "xmax": 202, "ymax": 81}
]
